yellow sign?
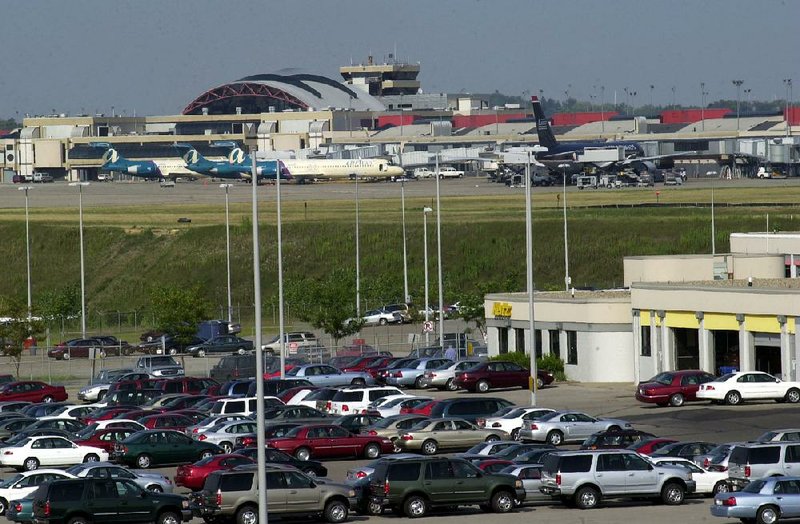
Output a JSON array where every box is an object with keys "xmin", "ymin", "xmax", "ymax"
[{"xmin": 492, "ymin": 302, "xmax": 512, "ymax": 318}]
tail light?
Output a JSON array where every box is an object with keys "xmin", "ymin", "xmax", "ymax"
[
  {"xmin": 326, "ymin": 401, "xmax": 332, "ymax": 411},
  {"xmin": 368, "ymin": 430, "xmax": 378, "ymax": 436},
  {"xmin": 703, "ymin": 458, "xmax": 709, "ymax": 467},
  {"xmin": 216, "ymin": 489, "xmax": 222, "ymax": 506},
  {"xmin": 393, "ymin": 372, "xmax": 402, "ymax": 378},
  {"xmin": 193, "ymin": 428, "xmax": 200, "ymax": 433},
  {"xmin": 530, "ymin": 423, "xmax": 538, "ymax": 430},
  {"xmin": 44, "ymin": 501, "xmax": 51, "ymax": 517},
  {"xmin": 342, "ymin": 405, "xmax": 349, "ymax": 412},
  {"xmin": 14, "ymin": 503, "xmax": 21, "ymax": 513},
  {"xmin": 744, "ymin": 465, "xmax": 751, "ymax": 477},
  {"xmin": 198, "ymin": 434, "xmax": 207, "ymax": 441},
  {"xmin": 384, "ymin": 479, "xmax": 390, "ymax": 496},
  {"xmin": 401, "ymin": 434, "xmax": 413, "ymax": 441},
  {"xmin": 233, "ymin": 369, "xmax": 239, "ymax": 378},
  {"xmin": 476, "ymin": 418, "xmax": 486, "ymax": 427},
  {"xmin": 705, "ymin": 385, "xmax": 715, "ymax": 390},
  {"xmin": 722, "ymin": 497, "xmax": 737, "ymax": 506},
  {"xmin": 3, "ymin": 451, "xmax": 13, "ymax": 455},
  {"xmin": 356, "ymin": 471, "xmax": 367, "ymax": 479},
  {"xmin": 555, "ymin": 473, "xmax": 561, "ymax": 486}
]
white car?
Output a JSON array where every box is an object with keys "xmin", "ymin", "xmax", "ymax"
[
  {"xmin": 480, "ymin": 407, "xmax": 557, "ymax": 441},
  {"xmin": 39, "ymin": 404, "xmax": 102, "ymax": 420},
  {"xmin": 0, "ymin": 469, "xmax": 77, "ymax": 514},
  {"xmin": 349, "ymin": 309, "xmax": 401, "ymax": 327},
  {"xmin": 193, "ymin": 420, "xmax": 258, "ymax": 453},
  {"xmin": 284, "ymin": 388, "xmax": 318, "ymax": 406},
  {"xmin": 326, "ymin": 386, "xmax": 403, "ymax": 415},
  {"xmin": 696, "ymin": 371, "xmax": 800, "ymax": 405},
  {"xmin": 373, "ymin": 396, "xmax": 432, "ymax": 417},
  {"xmin": 648, "ymin": 457, "xmax": 728, "ymax": 495},
  {"xmin": 437, "ymin": 166, "xmax": 464, "ymax": 178},
  {"xmin": 0, "ymin": 436, "xmax": 108, "ymax": 471},
  {"xmin": 185, "ymin": 414, "xmax": 252, "ymax": 437},
  {"xmin": 424, "ymin": 359, "xmax": 485, "ymax": 391}
]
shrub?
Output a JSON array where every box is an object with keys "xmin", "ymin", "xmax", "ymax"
[{"xmin": 490, "ymin": 352, "xmax": 566, "ymax": 381}]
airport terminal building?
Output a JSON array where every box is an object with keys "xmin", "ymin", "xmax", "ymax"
[{"xmin": 484, "ymin": 232, "xmax": 800, "ymax": 383}]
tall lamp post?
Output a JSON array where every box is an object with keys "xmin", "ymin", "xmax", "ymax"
[
  {"xmin": 700, "ymin": 82, "xmax": 708, "ymax": 132},
  {"xmin": 355, "ymin": 173, "xmax": 361, "ymax": 316},
  {"xmin": 401, "ymin": 179, "xmax": 410, "ymax": 303},
  {"xmin": 220, "ymin": 184, "xmax": 234, "ymax": 323},
  {"xmin": 558, "ymin": 163, "xmax": 571, "ymax": 291},
  {"xmin": 732, "ymin": 80, "xmax": 744, "ymax": 131},
  {"xmin": 276, "ymin": 160, "xmax": 286, "ymax": 377},
  {"xmin": 423, "ymin": 207, "xmax": 432, "ymax": 345},
  {"xmin": 524, "ymin": 151, "xmax": 538, "ymax": 406},
  {"xmin": 600, "ymin": 85, "xmax": 606, "ymax": 133},
  {"xmin": 68, "ymin": 182, "xmax": 90, "ymax": 339},
  {"xmin": 18, "ymin": 186, "xmax": 33, "ymax": 320},
  {"xmin": 784, "ymin": 79, "xmax": 793, "ymax": 137},
  {"xmin": 434, "ymin": 153, "xmax": 445, "ymax": 347}
]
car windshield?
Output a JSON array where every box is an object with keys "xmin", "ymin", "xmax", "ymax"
[
  {"xmin": 647, "ymin": 373, "xmax": 674, "ymax": 385},
  {"xmin": 409, "ymin": 420, "xmax": 432, "ymax": 431},
  {"xmin": 0, "ymin": 474, "xmax": 22, "ymax": 488},
  {"xmin": 502, "ymin": 408, "xmax": 529, "ymax": 419},
  {"xmin": 283, "ymin": 427, "xmax": 304, "ymax": 438},
  {"xmin": 405, "ymin": 360, "xmax": 421, "ymax": 368},
  {"xmin": 743, "ymin": 479, "xmax": 768, "ymax": 493},
  {"xmin": 716, "ymin": 373, "xmax": 735, "ymax": 382},
  {"xmin": 304, "ymin": 389, "xmax": 337, "ymax": 401},
  {"xmin": 537, "ymin": 412, "xmax": 561, "ymax": 422},
  {"xmin": 75, "ymin": 425, "xmax": 98, "ymax": 440},
  {"xmin": 9, "ymin": 438, "xmax": 31, "ymax": 448},
  {"xmin": 285, "ymin": 367, "xmax": 301, "ymax": 377}
]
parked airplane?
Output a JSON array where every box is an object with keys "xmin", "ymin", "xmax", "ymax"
[
  {"xmin": 229, "ymin": 148, "xmax": 403, "ymax": 184},
  {"xmin": 98, "ymin": 145, "xmax": 197, "ymax": 180},
  {"xmin": 178, "ymin": 146, "xmax": 291, "ymax": 181},
  {"xmin": 530, "ymin": 95, "xmax": 683, "ymax": 174}
]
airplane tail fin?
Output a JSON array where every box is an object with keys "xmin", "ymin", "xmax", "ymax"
[
  {"xmin": 229, "ymin": 148, "xmax": 247, "ymax": 164},
  {"xmin": 181, "ymin": 148, "xmax": 201, "ymax": 165},
  {"xmin": 278, "ymin": 159, "xmax": 292, "ymax": 180},
  {"xmin": 531, "ymin": 95, "xmax": 559, "ymax": 150},
  {"xmin": 101, "ymin": 148, "xmax": 119, "ymax": 164}
]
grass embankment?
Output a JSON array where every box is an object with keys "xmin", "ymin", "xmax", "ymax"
[{"xmin": 1, "ymin": 185, "xmax": 799, "ymax": 329}]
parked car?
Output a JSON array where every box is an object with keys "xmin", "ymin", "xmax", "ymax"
[
  {"xmin": 369, "ymin": 456, "xmax": 524, "ymax": 517},
  {"xmin": 6, "ymin": 497, "xmax": 33, "ymax": 524},
  {"xmin": 540, "ymin": 450, "xmax": 695, "ymax": 509},
  {"xmin": 580, "ymin": 429, "xmax": 658, "ymax": 450},
  {"xmin": 519, "ymin": 410, "xmax": 633, "ymax": 446},
  {"xmin": 326, "ymin": 386, "xmax": 403, "ymax": 415},
  {"xmin": 73, "ymin": 427, "xmax": 139, "ymax": 455},
  {"xmin": 370, "ymin": 396, "xmax": 432, "ymax": 418},
  {"xmin": 712, "ymin": 477, "xmax": 800, "ymax": 522},
  {"xmin": 480, "ymin": 407, "xmax": 556, "ymax": 441},
  {"xmin": 651, "ymin": 441, "xmax": 719, "ymax": 462},
  {"xmin": 423, "ymin": 359, "xmax": 486, "ymax": 391},
  {"xmin": 648, "ymin": 456, "xmax": 728, "ymax": 495},
  {"xmin": 0, "ymin": 470, "xmax": 76, "ymax": 515},
  {"xmin": 262, "ymin": 331, "xmax": 324, "ymax": 356},
  {"xmin": 191, "ymin": 464, "xmax": 356, "ymax": 524},
  {"xmin": 266, "ymin": 424, "xmax": 395, "ymax": 461},
  {"xmin": 193, "ymin": 420, "xmax": 257, "ymax": 454},
  {"xmin": 174, "ymin": 453, "xmax": 254, "ymax": 491},
  {"xmin": 235, "ymin": 447, "xmax": 328, "ymax": 478},
  {"xmin": 47, "ymin": 338, "xmax": 104, "ymax": 360},
  {"xmin": 114, "ymin": 429, "xmax": 223, "ymax": 468},
  {"xmin": 627, "ymin": 437, "xmax": 679, "ymax": 456},
  {"xmin": 139, "ymin": 413, "xmax": 195, "ymax": 432},
  {"xmin": 66, "ymin": 462, "xmax": 174, "ymax": 492},
  {"xmin": 349, "ymin": 309, "xmax": 402, "ymax": 327},
  {"xmin": 133, "ymin": 355, "xmax": 185, "ymax": 378},
  {"xmin": 331, "ymin": 414, "xmax": 384, "ymax": 434},
  {"xmin": 185, "ymin": 414, "xmax": 251, "ymax": 437},
  {"xmin": 726, "ymin": 442, "xmax": 800, "ymax": 490},
  {"xmin": 0, "ymin": 382, "xmax": 68, "ymax": 403},
  {"xmin": 209, "ymin": 396, "xmax": 283, "ymax": 417},
  {"xmin": 286, "ymin": 364, "xmax": 374, "ymax": 386},
  {"xmin": 152, "ymin": 377, "xmax": 218, "ymax": 396},
  {"xmin": 360, "ymin": 415, "xmax": 431, "ymax": 451},
  {"xmin": 136, "ymin": 334, "xmax": 205, "ymax": 356},
  {"xmin": 635, "ymin": 370, "xmax": 718, "ymax": 407},
  {"xmin": 428, "ymin": 397, "xmax": 515, "ymax": 424},
  {"xmin": 261, "ymin": 405, "xmax": 330, "ymax": 424},
  {"xmin": 697, "ymin": 371, "xmax": 800, "ymax": 405},
  {"xmin": 381, "ymin": 304, "xmax": 412, "ymax": 323},
  {"xmin": 30, "ymin": 478, "xmax": 191, "ymax": 524},
  {"xmin": 454, "ymin": 361, "xmax": 552, "ymax": 393},
  {"xmin": 186, "ymin": 335, "xmax": 254, "ymax": 357},
  {"xmin": 397, "ymin": 417, "xmax": 508, "ymax": 455},
  {"xmin": 0, "ymin": 436, "xmax": 107, "ymax": 471},
  {"xmin": 386, "ymin": 358, "xmax": 453, "ymax": 389},
  {"xmin": 499, "ymin": 464, "xmax": 550, "ymax": 505}
]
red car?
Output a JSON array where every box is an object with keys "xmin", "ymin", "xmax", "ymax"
[
  {"xmin": 171, "ymin": 409, "xmax": 208, "ymax": 424},
  {"xmin": 152, "ymin": 377, "xmax": 219, "ymax": 396},
  {"xmin": 635, "ymin": 370, "xmax": 717, "ymax": 407},
  {"xmin": 139, "ymin": 413, "xmax": 194, "ymax": 431},
  {"xmin": 0, "ymin": 381, "xmax": 68, "ymax": 403},
  {"xmin": 174, "ymin": 453, "xmax": 254, "ymax": 490},
  {"xmin": 627, "ymin": 437, "xmax": 678, "ymax": 455},
  {"xmin": 74, "ymin": 428, "xmax": 139, "ymax": 454},
  {"xmin": 277, "ymin": 386, "xmax": 319, "ymax": 403},
  {"xmin": 454, "ymin": 361, "xmax": 553, "ymax": 393},
  {"xmin": 340, "ymin": 356, "xmax": 388, "ymax": 373},
  {"xmin": 266, "ymin": 424, "xmax": 395, "ymax": 461},
  {"xmin": 400, "ymin": 399, "xmax": 441, "ymax": 416},
  {"xmin": 475, "ymin": 459, "xmax": 515, "ymax": 473},
  {"xmin": 82, "ymin": 406, "xmax": 141, "ymax": 425}
]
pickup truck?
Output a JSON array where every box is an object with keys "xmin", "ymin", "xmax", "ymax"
[
  {"xmin": 413, "ymin": 167, "xmax": 434, "ymax": 178},
  {"xmin": 134, "ymin": 355, "xmax": 185, "ymax": 377},
  {"xmin": 437, "ymin": 166, "xmax": 465, "ymax": 179},
  {"xmin": 32, "ymin": 173, "xmax": 53, "ymax": 183}
]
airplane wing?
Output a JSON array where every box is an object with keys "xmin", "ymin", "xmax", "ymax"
[{"xmin": 618, "ymin": 151, "xmax": 697, "ymax": 166}]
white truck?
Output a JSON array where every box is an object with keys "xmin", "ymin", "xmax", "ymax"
[
  {"xmin": 437, "ymin": 166, "xmax": 465, "ymax": 179},
  {"xmin": 576, "ymin": 175, "xmax": 598, "ymax": 189},
  {"xmin": 413, "ymin": 167, "xmax": 434, "ymax": 179}
]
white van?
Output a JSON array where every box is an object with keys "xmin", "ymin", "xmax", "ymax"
[{"xmin": 210, "ymin": 396, "xmax": 284, "ymax": 416}]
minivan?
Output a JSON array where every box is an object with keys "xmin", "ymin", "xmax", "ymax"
[
  {"xmin": 210, "ymin": 396, "xmax": 284, "ymax": 416},
  {"xmin": 428, "ymin": 397, "xmax": 514, "ymax": 424},
  {"xmin": 727, "ymin": 442, "xmax": 800, "ymax": 489}
]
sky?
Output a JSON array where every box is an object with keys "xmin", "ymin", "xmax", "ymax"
[{"xmin": 1, "ymin": 0, "xmax": 798, "ymax": 118}]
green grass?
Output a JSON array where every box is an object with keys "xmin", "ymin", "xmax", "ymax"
[{"xmin": 2, "ymin": 185, "xmax": 799, "ymax": 330}]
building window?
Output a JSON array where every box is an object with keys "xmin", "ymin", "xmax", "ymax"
[
  {"xmin": 641, "ymin": 326, "xmax": 652, "ymax": 356},
  {"xmin": 549, "ymin": 330, "xmax": 560, "ymax": 358},
  {"xmin": 566, "ymin": 331, "xmax": 578, "ymax": 365},
  {"xmin": 498, "ymin": 328, "xmax": 509, "ymax": 354},
  {"xmin": 535, "ymin": 330, "xmax": 542, "ymax": 359},
  {"xmin": 515, "ymin": 328, "xmax": 525, "ymax": 353}
]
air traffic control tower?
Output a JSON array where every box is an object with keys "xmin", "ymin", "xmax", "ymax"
[{"xmin": 339, "ymin": 55, "xmax": 420, "ymax": 97}]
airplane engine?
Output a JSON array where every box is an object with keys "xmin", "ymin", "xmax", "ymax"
[{"xmin": 655, "ymin": 157, "xmax": 675, "ymax": 170}]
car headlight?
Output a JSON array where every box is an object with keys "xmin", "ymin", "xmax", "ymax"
[
  {"xmin": 348, "ymin": 490, "xmax": 356, "ymax": 497},
  {"xmin": 515, "ymin": 480, "xmax": 522, "ymax": 488},
  {"xmin": 686, "ymin": 472, "xmax": 693, "ymax": 480},
  {"xmin": 182, "ymin": 500, "xmax": 190, "ymax": 509}
]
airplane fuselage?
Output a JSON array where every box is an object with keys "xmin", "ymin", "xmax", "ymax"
[{"xmin": 281, "ymin": 158, "xmax": 404, "ymax": 181}]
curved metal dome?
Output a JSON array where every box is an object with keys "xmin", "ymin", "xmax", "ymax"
[{"xmin": 183, "ymin": 73, "xmax": 385, "ymax": 115}]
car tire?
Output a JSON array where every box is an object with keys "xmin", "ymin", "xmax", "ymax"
[
  {"xmin": 0, "ymin": 497, "xmax": 7, "ymax": 516},
  {"xmin": 786, "ymin": 388, "xmax": 800, "ymax": 404},
  {"xmin": 669, "ymin": 393, "xmax": 685, "ymax": 407},
  {"xmin": 446, "ymin": 378, "xmax": 458, "ymax": 391},
  {"xmin": 510, "ymin": 428, "xmax": 520, "ymax": 441},
  {"xmin": 220, "ymin": 442, "xmax": 233, "ymax": 454},
  {"xmin": 661, "ymin": 482, "xmax": 685, "ymax": 505},
  {"xmin": 63, "ymin": 353, "xmax": 70, "ymax": 360},
  {"xmin": 485, "ymin": 434, "xmax": 500, "ymax": 443},
  {"xmin": 351, "ymin": 378, "xmax": 366, "ymax": 386},
  {"xmin": 42, "ymin": 396, "xmax": 54, "ymax": 403},
  {"xmin": 421, "ymin": 439, "xmax": 438, "ymax": 455},
  {"xmin": 403, "ymin": 495, "xmax": 428, "ymax": 518},
  {"xmin": 23, "ymin": 457, "xmax": 39, "ymax": 471},
  {"xmin": 390, "ymin": 437, "xmax": 402, "ymax": 453},
  {"xmin": 414, "ymin": 376, "xmax": 425, "ymax": 389},
  {"xmin": 168, "ymin": 348, "xmax": 177, "ymax": 356},
  {"xmin": 99, "ymin": 350, "xmax": 107, "ymax": 359},
  {"xmin": 713, "ymin": 481, "xmax": 729, "ymax": 495},
  {"xmin": 324, "ymin": 499, "xmax": 349, "ymax": 523},
  {"xmin": 157, "ymin": 511, "xmax": 180, "ymax": 524},
  {"xmin": 136, "ymin": 454, "xmax": 152, "ymax": 469},
  {"xmin": 476, "ymin": 380, "xmax": 490, "ymax": 393},
  {"xmin": 148, "ymin": 484, "xmax": 164, "ymax": 492},
  {"xmin": 237, "ymin": 348, "xmax": 246, "ymax": 355},
  {"xmin": 197, "ymin": 349, "xmax": 206, "ymax": 358},
  {"xmin": 574, "ymin": 486, "xmax": 600, "ymax": 509},
  {"xmin": 236, "ymin": 506, "xmax": 258, "ymax": 524},
  {"xmin": 364, "ymin": 443, "xmax": 381, "ymax": 459},
  {"xmin": 536, "ymin": 376, "xmax": 545, "ymax": 390},
  {"xmin": 546, "ymin": 430, "xmax": 564, "ymax": 446},
  {"xmin": 491, "ymin": 490, "xmax": 514, "ymax": 513},
  {"xmin": 295, "ymin": 447, "xmax": 311, "ymax": 461},
  {"xmin": 379, "ymin": 318, "xmax": 388, "ymax": 326},
  {"xmin": 756, "ymin": 505, "xmax": 780, "ymax": 524},
  {"xmin": 83, "ymin": 453, "xmax": 100, "ymax": 463},
  {"xmin": 725, "ymin": 390, "xmax": 743, "ymax": 405},
  {"xmin": 200, "ymin": 450, "xmax": 214, "ymax": 460},
  {"xmin": 97, "ymin": 390, "xmax": 106, "ymax": 401},
  {"xmin": 367, "ymin": 500, "xmax": 383, "ymax": 515},
  {"xmin": 68, "ymin": 517, "xmax": 89, "ymax": 524}
]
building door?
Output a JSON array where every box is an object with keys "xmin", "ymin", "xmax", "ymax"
[
  {"xmin": 713, "ymin": 330, "xmax": 740, "ymax": 375},
  {"xmin": 673, "ymin": 328, "xmax": 699, "ymax": 370},
  {"xmin": 515, "ymin": 328, "xmax": 526, "ymax": 353},
  {"xmin": 498, "ymin": 328, "xmax": 509, "ymax": 354},
  {"xmin": 754, "ymin": 333, "xmax": 782, "ymax": 377}
]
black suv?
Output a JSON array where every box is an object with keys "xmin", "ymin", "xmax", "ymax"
[
  {"xmin": 369, "ymin": 456, "xmax": 525, "ymax": 518},
  {"xmin": 428, "ymin": 397, "xmax": 514, "ymax": 424},
  {"xmin": 32, "ymin": 478, "xmax": 191, "ymax": 524}
]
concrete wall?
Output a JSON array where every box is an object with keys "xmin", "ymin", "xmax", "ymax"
[
  {"xmin": 731, "ymin": 233, "xmax": 800, "ymax": 255},
  {"xmin": 624, "ymin": 256, "xmax": 714, "ymax": 287},
  {"xmin": 631, "ymin": 283, "xmax": 800, "ymax": 316},
  {"xmin": 729, "ymin": 254, "xmax": 785, "ymax": 280},
  {"xmin": 565, "ymin": 331, "xmax": 634, "ymax": 382}
]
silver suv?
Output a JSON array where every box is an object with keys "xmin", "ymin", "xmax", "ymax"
[
  {"xmin": 539, "ymin": 450, "xmax": 695, "ymax": 509},
  {"xmin": 727, "ymin": 442, "xmax": 800, "ymax": 490},
  {"xmin": 262, "ymin": 332, "xmax": 324, "ymax": 357}
]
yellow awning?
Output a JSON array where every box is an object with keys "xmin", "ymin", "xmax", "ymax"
[
  {"xmin": 704, "ymin": 313, "xmax": 740, "ymax": 331},
  {"xmin": 665, "ymin": 311, "xmax": 699, "ymax": 329},
  {"xmin": 639, "ymin": 310, "xmax": 651, "ymax": 324},
  {"xmin": 745, "ymin": 315, "xmax": 782, "ymax": 334}
]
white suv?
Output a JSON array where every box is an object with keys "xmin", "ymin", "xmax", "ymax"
[
  {"xmin": 326, "ymin": 386, "xmax": 403, "ymax": 415},
  {"xmin": 262, "ymin": 332, "xmax": 323, "ymax": 356}
]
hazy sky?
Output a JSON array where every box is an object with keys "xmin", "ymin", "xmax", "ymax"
[{"xmin": 1, "ymin": 0, "xmax": 797, "ymax": 118}]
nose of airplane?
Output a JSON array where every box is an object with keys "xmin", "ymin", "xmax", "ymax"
[{"xmin": 388, "ymin": 165, "xmax": 405, "ymax": 176}]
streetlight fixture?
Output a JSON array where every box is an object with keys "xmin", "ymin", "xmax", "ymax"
[
  {"xmin": 401, "ymin": 179, "xmax": 410, "ymax": 304},
  {"xmin": 600, "ymin": 85, "xmax": 606, "ymax": 133},
  {"xmin": 219, "ymin": 184, "xmax": 234, "ymax": 323},
  {"xmin": 275, "ymin": 160, "xmax": 286, "ymax": 378},
  {"xmin": 423, "ymin": 206, "xmax": 432, "ymax": 345},
  {"xmin": 700, "ymin": 82, "xmax": 708, "ymax": 132},
  {"xmin": 68, "ymin": 182, "xmax": 90, "ymax": 340},
  {"xmin": 524, "ymin": 151, "xmax": 538, "ymax": 406},
  {"xmin": 18, "ymin": 186, "xmax": 33, "ymax": 320},
  {"xmin": 732, "ymin": 80, "xmax": 744, "ymax": 131},
  {"xmin": 355, "ymin": 173, "xmax": 361, "ymax": 316},
  {"xmin": 784, "ymin": 79, "xmax": 793, "ymax": 137},
  {"xmin": 434, "ymin": 153, "xmax": 445, "ymax": 348},
  {"xmin": 557, "ymin": 163, "xmax": 571, "ymax": 291}
]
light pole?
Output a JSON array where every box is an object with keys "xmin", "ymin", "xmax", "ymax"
[
  {"xmin": 68, "ymin": 182, "xmax": 90, "ymax": 340},
  {"xmin": 558, "ymin": 163, "xmax": 570, "ymax": 291},
  {"xmin": 355, "ymin": 173, "xmax": 361, "ymax": 316},
  {"xmin": 701, "ymin": 82, "xmax": 708, "ymax": 132},
  {"xmin": 434, "ymin": 153, "xmax": 445, "ymax": 348},
  {"xmin": 785, "ymin": 79, "xmax": 793, "ymax": 137},
  {"xmin": 276, "ymin": 160, "xmax": 286, "ymax": 378},
  {"xmin": 18, "ymin": 186, "xmax": 33, "ymax": 320},
  {"xmin": 600, "ymin": 85, "xmax": 606, "ymax": 133},
  {"xmin": 423, "ymin": 206, "xmax": 432, "ymax": 345},
  {"xmin": 524, "ymin": 151, "xmax": 538, "ymax": 406},
  {"xmin": 649, "ymin": 84, "xmax": 655, "ymax": 109},
  {"xmin": 220, "ymin": 184, "xmax": 234, "ymax": 324},
  {"xmin": 732, "ymin": 80, "xmax": 744, "ymax": 131},
  {"xmin": 401, "ymin": 179, "xmax": 410, "ymax": 303}
]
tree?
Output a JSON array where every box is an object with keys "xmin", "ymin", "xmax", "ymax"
[
  {"xmin": 0, "ymin": 295, "xmax": 45, "ymax": 377},
  {"xmin": 457, "ymin": 291, "xmax": 487, "ymax": 341},
  {"xmin": 37, "ymin": 284, "xmax": 80, "ymax": 336},
  {"xmin": 285, "ymin": 268, "xmax": 364, "ymax": 348},
  {"xmin": 149, "ymin": 285, "xmax": 210, "ymax": 346}
]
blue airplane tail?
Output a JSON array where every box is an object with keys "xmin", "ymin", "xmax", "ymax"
[{"xmin": 531, "ymin": 95, "xmax": 559, "ymax": 150}]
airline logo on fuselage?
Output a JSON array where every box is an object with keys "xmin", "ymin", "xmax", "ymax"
[{"xmin": 344, "ymin": 159, "xmax": 375, "ymax": 169}]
